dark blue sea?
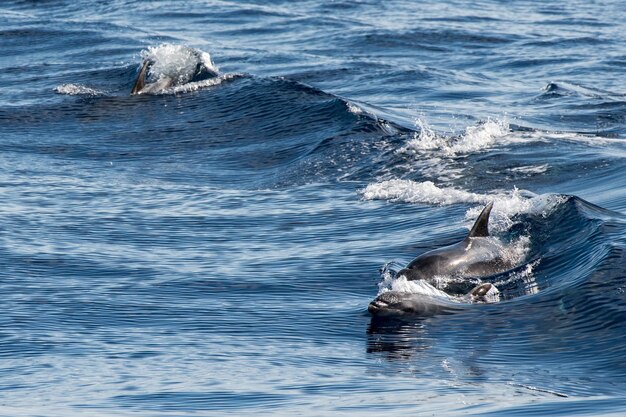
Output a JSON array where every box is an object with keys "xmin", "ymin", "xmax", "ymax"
[{"xmin": 2, "ymin": 1, "xmax": 626, "ymax": 415}]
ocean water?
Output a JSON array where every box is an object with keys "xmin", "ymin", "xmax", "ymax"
[{"xmin": 1, "ymin": 0, "xmax": 626, "ymax": 415}]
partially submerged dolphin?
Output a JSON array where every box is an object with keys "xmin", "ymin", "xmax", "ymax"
[
  {"xmin": 369, "ymin": 202, "xmax": 512, "ymax": 316},
  {"xmin": 396, "ymin": 202, "xmax": 513, "ymax": 291},
  {"xmin": 130, "ymin": 54, "xmax": 219, "ymax": 95}
]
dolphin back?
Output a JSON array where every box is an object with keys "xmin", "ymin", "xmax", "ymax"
[{"xmin": 467, "ymin": 202, "xmax": 493, "ymax": 239}]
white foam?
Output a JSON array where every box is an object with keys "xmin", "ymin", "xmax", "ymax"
[
  {"xmin": 378, "ymin": 271, "xmax": 506, "ymax": 304},
  {"xmin": 346, "ymin": 102, "xmax": 363, "ymax": 115},
  {"xmin": 399, "ymin": 118, "xmax": 510, "ymax": 156},
  {"xmin": 378, "ymin": 272, "xmax": 452, "ymax": 299},
  {"xmin": 399, "ymin": 118, "xmax": 445, "ymax": 151},
  {"xmin": 362, "ymin": 180, "xmax": 486, "ymax": 205},
  {"xmin": 54, "ymin": 84, "xmax": 104, "ymax": 96},
  {"xmin": 140, "ymin": 44, "xmax": 218, "ymax": 86}
]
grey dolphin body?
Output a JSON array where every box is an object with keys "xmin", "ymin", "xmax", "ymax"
[
  {"xmin": 395, "ymin": 202, "xmax": 513, "ymax": 289},
  {"xmin": 368, "ymin": 203, "xmax": 511, "ymax": 316}
]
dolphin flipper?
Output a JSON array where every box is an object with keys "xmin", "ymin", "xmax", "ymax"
[
  {"xmin": 467, "ymin": 202, "xmax": 493, "ymax": 238},
  {"xmin": 131, "ymin": 59, "xmax": 151, "ymax": 95}
]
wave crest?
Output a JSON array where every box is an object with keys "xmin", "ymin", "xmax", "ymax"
[
  {"xmin": 399, "ymin": 118, "xmax": 510, "ymax": 156},
  {"xmin": 362, "ymin": 179, "xmax": 567, "ymax": 233}
]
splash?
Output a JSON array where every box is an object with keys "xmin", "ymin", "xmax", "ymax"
[
  {"xmin": 377, "ymin": 270, "xmax": 452, "ymax": 299},
  {"xmin": 399, "ymin": 118, "xmax": 442, "ymax": 151},
  {"xmin": 54, "ymin": 84, "xmax": 104, "ymax": 96},
  {"xmin": 140, "ymin": 44, "xmax": 218, "ymax": 86},
  {"xmin": 345, "ymin": 102, "xmax": 363, "ymax": 115},
  {"xmin": 463, "ymin": 193, "xmax": 567, "ymax": 233},
  {"xmin": 402, "ymin": 116, "xmax": 622, "ymax": 156},
  {"xmin": 399, "ymin": 118, "xmax": 510, "ymax": 156}
]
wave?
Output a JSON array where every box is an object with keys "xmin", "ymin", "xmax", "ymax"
[
  {"xmin": 17, "ymin": 45, "xmax": 404, "ymax": 189},
  {"xmin": 47, "ymin": 43, "xmax": 626, "ymax": 193}
]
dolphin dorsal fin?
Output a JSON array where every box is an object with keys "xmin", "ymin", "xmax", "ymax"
[
  {"xmin": 467, "ymin": 202, "xmax": 493, "ymax": 239},
  {"xmin": 131, "ymin": 60, "xmax": 150, "ymax": 95}
]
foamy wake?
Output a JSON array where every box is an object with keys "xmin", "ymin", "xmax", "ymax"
[
  {"xmin": 362, "ymin": 180, "xmax": 566, "ymax": 233},
  {"xmin": 399, "ymin": 118, "xmax": 511, "ymax": 156},
  {"xmin": 362, "ymin": 179, "xmax": 486, "ymax": 205},
  {"xmin": 54, "ymin": 84, "xmax": 104, "ymax": 96}
]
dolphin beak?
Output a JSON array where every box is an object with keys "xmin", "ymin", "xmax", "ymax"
[{"xmin": 130, "ymin": 59, "xmax": 151, "ymax": 95}]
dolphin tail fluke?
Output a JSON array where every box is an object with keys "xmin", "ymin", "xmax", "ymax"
[
  {"xmin": 131, "ymin": 59, "xmax": 150, "ymax": 95},
  {"xmin": 467, "ymin": 202, "xmax": 493, "ymax": 238}
]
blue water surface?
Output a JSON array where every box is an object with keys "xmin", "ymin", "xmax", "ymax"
[{"xmin": 1, "ymin": 1, "xmax": 626, "ymax": 416}]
